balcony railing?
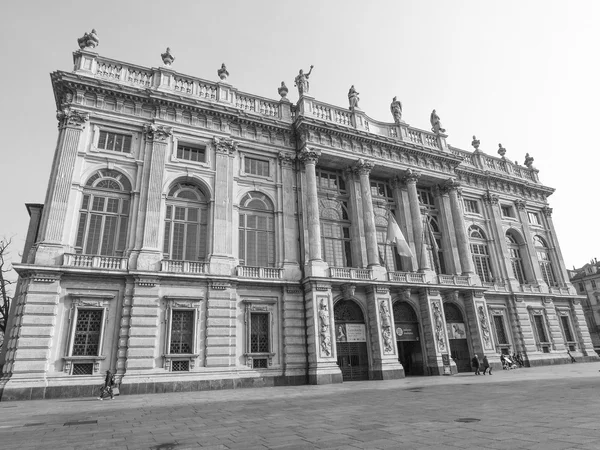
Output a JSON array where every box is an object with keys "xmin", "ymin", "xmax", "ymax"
[
  {"xmin": 237, "ymin": 266, "xmax": 284, "ymax": 279},
  {"xmin": 161, "ymin": 260, "xmax": 207, "ymax": 274},
  {"xmin": 549, "ymin": 286, "xmax": 570, "ymax": 295},
  {"xmin": 482, "ymin": 281, "xmax": 509, "ymax": 292},
  {"xmin": 63, "ymin": 253, "xmax": 128, "ymax": 270},
  {"xmin": 438, "ymin": 274, "xmax": 470, "ymax": 286},
  {"xmin": 388, "ymin": 272, "xmax": 426, "ymax": 283},
  {"xmin": 520, "ymin": 284, "xmax": 542, "ymax": 293},
  {"xmin": 329, "ymin": 267, "xmax": 373, "ymax": 280}
]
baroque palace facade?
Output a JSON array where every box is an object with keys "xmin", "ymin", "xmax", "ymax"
[{"xmin": 1, "ymin": 33, "xmax": 597, "ymax": 400}]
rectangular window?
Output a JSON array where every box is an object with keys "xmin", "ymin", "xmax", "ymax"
[
  {"xmin": 169, "ymin": 310, "xmax": 194, "ymax": 354},
  {"xmin": 471, "ymin": 244, "xmax": 493, "ymax": 283},
  {"xmin": 322, "ymin": 222, "xmax": 352, "ymax": 267},
  {"xmin": 370, "ymin": 180, "xmax": 392, "ymax": 199},
  {"xmin": 72, "ymin": 309, "xmax": 103, "ymax": 356},
  {"xmin": 98, "ymin": 130, "xmax": 132, "ymax": 153},
  {"xmin": 501, "ymin": 205, "xmax": 515, "ymax": 218},
  {"xmin": 533, "ymin": 315, "xmax": 549, "ymax": 343},
  {"xmin": 244, "ymin": 157, "xmax": 270, "ymax": 177},
  {"xmin": 316, "ymin": 169, "xmax": 346, "ymax": 193},
  {"xmin": 578, "ymin": 282, "xmax": 584, "ymax": 292},
  {"xmin": 417, "ymin": 189, "xmax": 435, "ymax": 208},
  {"xmin": 560, "ymin": 315, "xmax": 574, "ymax": 342},
  {"xmin": 464, "ymin": 199, "xmax": 480, "ymax": 214},
  {"xmin": 250, "ymin": 313, "xmax": 269, "ymax": 353},
  {"xmin": 528, "ymin": 212, "xmax": 540, "ymax": 225},
  {"xmin": 591, "ymin": 280, "xmax": 596, "ymax": 289},
  {"xmin": 177, "ymin": 144, "xmax": 206, "ymax": 163},
  {"xmin": 493, "ymin": 315, "xmax": 509, "ymax": 345}
]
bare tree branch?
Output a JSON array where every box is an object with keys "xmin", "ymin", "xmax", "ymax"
[{"xmin": 0, "ymin": 238, "xmax": 14, "ymax": 335}]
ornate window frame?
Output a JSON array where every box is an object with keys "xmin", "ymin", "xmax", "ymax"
[
  {"xmin": 528, "ymin": 306, "xmax": 553, "ymax": 352},
  {"xmin": 63, "ymin": 293, "xmax": 115, "ymax": 375},
  {"xmin": 171, "ymin": 136, "xmax": 210, "ymax": 168},
  {"xmin": 488, "ymin": 306, "xmax": 512, "ymax": 354},
  {"xmin": 242, "ymin": 298, "xmax": 277, "ymax": 368},
  {"xmin": 239, "ymin": 151, "xmax": 274, "ymax": 181},
  {"xmin": 90, "ymin": 124, "xmax": 136, "ymax": 159},
  {"xmin": 556, "ymin": 308, "xmax": 577, "ymax": 350},
  {"xmin": 162, "ymin": 296, "xmax": 203, "ymax": 371}
]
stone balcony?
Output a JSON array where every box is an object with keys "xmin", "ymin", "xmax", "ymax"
[
  {"xmin": 236, "ymin": 266, "xmax": 284, "ymax": 279},
  {"xmin": 387, "ymin": 271, "xmax": 426, "ymax": 284},
  {"xmin": 437, "ymin": 274, "xmax": 471, "ymax": 286},
  {"xmin": 160, "ymin": 260, "xmax": 208, "ymax": 274},
  {"xmin": 329, "ymin": 267, "xmax": 373, "ymax": 281},
  {"xmin": 63, "ymin": 253, "xmax": 128, "ymax": 270}
]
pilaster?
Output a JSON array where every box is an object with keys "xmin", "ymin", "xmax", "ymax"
[
  {"xmin": 278, "ymin": 152, "xmax": 301, "ymax": 279},
  {"xmin": 205, "ymin": 281, "xmax": 237, "ymax": 367},
  {"xmin": 444, "ymin": 179, "xmax": 475, "ymax": 277},
  {"xmin": 569, "ymin": 298, "xmax": 599, "ymax": 358},
  {"xmin": 418, "ymin": 288, "xmax": 449, "ymax": 375},
  {"xmin": 433, "ymin": 187, "xmax": 460, "ymax": 275},
  {"xmin": 514, "ymin": 199, "xmax": 546, "ymax": 287},
  {"xmin": 282, "ymin": 286, "xmax": 307, "ymax": 378},
  {"xmin": 463, "ymin": 291, "xmax": 496, "ymax": 359},
  {"xmin": 543, "ymin": 298, "xmax": 566, "ymax": 352},
  {"xmin": 541, "ymin": 206, "xmax": 572, "ymax": 290},
  {"xmin": 509, "ymin": 295, "xmax": 538, "ymax": 358}
]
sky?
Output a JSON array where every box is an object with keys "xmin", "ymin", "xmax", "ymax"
[{"xmin": 0, "ymin": 0, "xmax": 598, "ymax": 276}]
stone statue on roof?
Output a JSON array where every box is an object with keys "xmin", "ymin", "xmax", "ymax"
[
  {"xmin": 430, "ymin": 109, "xmax": 446, "ymax": 134},
  {"xmin": 390, "ymin": 97, "xmax": 403, "ymax": 124},
  {"xmin": 524, "ymin": 153, "xmax": 534, "ymax": 168},
  {"xmin": 348, "ymin": 85, "xmax": 360, "ymax": 110},
  {"xmin": 294, "ymin": 65, "xmax": 314, "ymax": 96},
  {"xmin": 77, "ymin": 29, "xmax": 99, "ymax": 50}
]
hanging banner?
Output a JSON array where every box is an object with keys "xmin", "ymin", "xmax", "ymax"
[
  {"xmin": 447, "ymin": 322, "xmax": 466, "ymax": 340},
  {"xmin": 395, "ymin": 323, "xmax": 420, "ymax": 341}
]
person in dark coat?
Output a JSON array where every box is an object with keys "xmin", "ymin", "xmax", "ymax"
[
  {"xmin": 482, "ymin": 355, "xmax": 492, "ymax": 375},
  {"xmin": 471, "ymin": 355, "xmax": 480, "ymax": 375},
  {"xmin": 98, "ymin": 370, "xmax": 115, "ymax": 400}
]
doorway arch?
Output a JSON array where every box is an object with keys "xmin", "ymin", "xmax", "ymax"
[
  {"xmin": 334, "ymin": 300, "xmax": 369, "ymax": 381},
  {"xmin": 393, "ymin": 301, "xmax": 424, "ymax": 375},
  {"xmin": 444, "ymin": 303, "xmax": 471, "ymax": 372}
]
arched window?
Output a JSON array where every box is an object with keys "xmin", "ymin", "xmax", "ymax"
[
  {"xmin": 239, "ymin": 192, "xmax": 275, "ymax": 267},
  {"xmin": 163, "ymin": 183, "xmax": 208, "ymax": 261},
  {"xmin": 506, "ymin": 231, "xmax": 526, "ymax": 284},
  {"xmin": 76, "ymin": 169, "xmax": 131, "ymax": 256},
  {"xmin": 469, "ymin": 226, "xmax": 493, "ymax": 283},
  {"xmin": 534, "ymin": 236, "xmax": 557, "ymax": 286}
]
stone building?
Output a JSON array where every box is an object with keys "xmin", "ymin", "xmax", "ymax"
[
  {"xmin": 569, "ymin": 260, "xmax": 600, "ymax": 354},
  {"xmin": 0, "ymin": 34, "xmax": 597, "ymax": 400}
]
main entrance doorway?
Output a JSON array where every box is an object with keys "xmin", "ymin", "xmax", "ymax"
[
  {"xmin": 444, "ymin": 303, "xmax": 471, "ymax": 372},
  {"xmin": 393, "ymin": 301, "xmax": 424, "ymax": 376},
  {"xmin": 334, "ymin": 300, "xmax": 369, "ymax": 381}
]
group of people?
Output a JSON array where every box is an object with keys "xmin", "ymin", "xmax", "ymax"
[
  {"xmin": 472, "ymin": 352, "xmax": 527, "ymax": 374},
  {"xmin": 471, "ymin": 355, "xmax": 492, "ymax": 375}
]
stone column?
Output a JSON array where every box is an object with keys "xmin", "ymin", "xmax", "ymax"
[
  {"xmin": 403, "ymin": 170, "xmax": 430, "ymax": 272},
  {"xmin": 570, "ymin": 298, "xmax": 599, "ymax": 358},
  {"xmin": 433, "ymin": 187, "xmax": 460, "ymax": 275},
  {"xmin": 209, "ymin": 137, "xmax": 238, "ymax": 275},
  {"xmin": 484, "ymin": 192, "xmax": 517, "ymax": 289},
  {"xmin": 514, "ymin": 200, "xmax": 545, "ymax": 286},
  {"xmin": 136, "ymin": 125, "xmax": 172, "ymax": 271},
  {"xmin": 480, "ymin": 193, "xmax": 503, "ymax": 284},
  {"xmin": 540, "ymin": 206, "xmax": 571, "ymax": 289},
  {"xmin": 354, "ymin": 159, "xmax": 380, "ymax": 269},
  {"xmin": 391, "ymin": 178, "xmax": 417, "ymax": 271},
  {"xmin": 278, "ymin": 152, "xmax": 301, "ymax": 279},
  {"xmin": 35, "ymin": 109, "xmax": 89, "ymax": 265},
  {"xmin": 299, "ymin": 148, "xmax": 327, "ymax": 277},
  {"xmin": 444, "ymin": 179, "xmax": 474, "ymax": 276},
  {"xmin": 205, "ymin": 281, "xmax": 237, "ymax": 367},
  {"xmin": 418, "ymin": 288, "xmax": 450, "ymax": 375},
  {"xmin": 366, "ymin": 286, "xmax": 404, "ymax": 379}
]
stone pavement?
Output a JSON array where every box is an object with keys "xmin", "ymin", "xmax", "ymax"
[{"xmin": 1, "ymin": 362, "xmax": 600, "ymax": 450}]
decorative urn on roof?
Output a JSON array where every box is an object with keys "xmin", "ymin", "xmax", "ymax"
[
  {"xmin": 218, "ymin": 63, "xmax": 229, "ymax": 81},
  {"xmin": 278, "ymin": 82, "xmax": 289, "ymax": 99},
  {"xmin": 161, "ymin": 47, "xmax": 175, "ymax": 66},
  {"xmin": 77, "ymin": 29, "xmax": 99, "ymax": 50}
]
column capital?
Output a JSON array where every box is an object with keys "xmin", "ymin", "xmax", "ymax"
[
  {"xmin": 482, "ymin": 191, "xmax": 499, "ymax": 205},
  {"xmin": 443, "ymin": 177, "xmax": 461, "ymax": 192},
  {"xmin": 353, "ymin": 158, "xmax": 374, "ymax": 176},
  {"xmin": 514, "ymin": 199, "xmax": 527, "ymax": 211},
  {"xmin": 143, "ymin": 124, "xmax": 173, "ymax": 142},
  {"xmin": 56, "ymin": 108, "xmax": 89, "ymax": 129},
  {"xmin": 298, "ymin": 147, "xmax": 321, "ymax": 165},
  {"xmin": 402, "ymin": 169, "xmax": 421, "ymax": 184},
  {"xmin": 212, "ymin": 136, "xmax": 238, "ymax": 155},
  {"xmin": 278, "ymin": 151, "xmax": 296, "ymax": 167},
  {"xmin": 541, "ymin": 205, "xmax": 553, "ymax": 217}
]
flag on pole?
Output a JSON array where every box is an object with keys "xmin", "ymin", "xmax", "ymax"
[{"xmin": 386, "ymin": 212, "xmax": 413, "ymax": 258}]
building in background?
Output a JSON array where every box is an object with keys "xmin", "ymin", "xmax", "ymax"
[
  {"xmin": 569, "ymin": 259, "xmax": 600, "ymax": 354},
  {"xmin": 1, "ymin": 32, "xmax": 597, "ymax": 400}
]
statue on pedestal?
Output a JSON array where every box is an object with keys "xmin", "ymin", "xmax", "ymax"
[
  {"xmin": 498, "ymin": 143, "xmax": 507, "ymax": 158},
  {"xmin": 77, "ymin": 29, "xmax": 99, "ymax": 50},
  {"xmin": 161, "ymin": 47, "xmax": 175, "ymax": 66},
  {"xmin": 218, "ymin": 63, "xmax": 229, "ymax": 81},
  {"xmin": 294, "ymin": 65, "xmax": 314, "ymax": 96},
  {"xmin": 524, "ymin": 153, "xmax": 534, "ymax": 168},
  {"xmin": 430, "ymin": 109, "xmax": 446, "ymax": 134},
  {"xmin": 348, "ymin": 85, "xmax": 360, "ymax": 110},
  {"xmin": 471, "ymin": 135, "xmax": 480, "ymax": 151},
  {"xmin": 390, "ymin": 96, "xmax": 403, "ymax": 124}
]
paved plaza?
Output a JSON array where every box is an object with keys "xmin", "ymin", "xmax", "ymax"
[{"xmin": 1, "ymin": 362, "xmax": 600, "ymax": 450}]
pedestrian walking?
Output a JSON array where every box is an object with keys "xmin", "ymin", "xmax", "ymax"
[
  {"xmin": 482, "ymin": 355, "xmax": 492, "ymax": 375},
  {"xmin": 471, "ymin": 355, "xmax": 480, "ymax": 375},
  {"xmin": 98, "ymin": 370, "xmax": 115, "ymax": 400},
  {"xmin": 566, "ymin": 349, "xmax": 576, "ymax": 363}
]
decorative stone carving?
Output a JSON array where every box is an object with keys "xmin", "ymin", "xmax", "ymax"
[
  {"xmin": 143, "ymin": 124, "xmax": 172, "ymax": 142},
  {"xmin": 379, "ymin": 300, "xmax": 393, "ymax": 354},
  {"xmin": 514, "ymin": 199, "xmax": 527, "ymax": 210},
  {"xmin": 477, "ymin": 304, "xmax": 492, "ymax": 349},
  {"xmin": 498, "ymin": 143, "xmax": 507, "ymax": 158},
  {"xmin": 340, "ymin": 284, "xmax": 356, "ymax": 300},
  {"xmin": 318, "ymin": 298, "xmax": 332, "ymax": 357},
  {"xmin": 524, "ymin": 153, "xmax": 534, "ymax": 168},
  {"xmin": 278, "ymin": 151, "xmax": 296, "ymax": 167},
  {"xmin": 77, "ymin": 29, "xmax": 99, "ymax": 50},
  {"xmin": 482, "ymin": 192, "xmax": 499, "ymax": 205},
  {"xmin": 278, "ymin": 81, "xmax": 288, "ymax": 99},
  {"xmin": 443, "ymin": 177, "xmax": 461, "ymax": 192},
  {"xmin": 375, "ymin": 286, "xmax": 389, "ymax": 294},
  {"xmin": 161, "ymin": 47, "xmax": 175, "ymax": 66},
  {"xmin": 432, "ymin": 301, "xmax": 446, "ymax": 352},
  {"xmin": 402, "ymin": 168, "xmax": 421, "ymax": 184},
  {"xmin": 56, "ymin": 108, "xmax": 89, "ymax": 128},
  {"xmin": 136, "ymin": 278, "xmax": 158, "ymax": 287},
  {"xmin": 210, "ymin": 281, "xmax": 230, "ymax": 290},
  {"xmin": 400, "ymin": 288, "xmax": 411, "ymax": 302},
  {"xmin": 430, "ymin": 109, "xmax": 446, "ymax": 134},
  {"xmin": 213, "ymin": 137, "xmax": 238, "ymax": 155},
  {"xmin": 217, "ymin": 63, "xmax": 229, "ymax": 81},
  {"xmin": 541, "ymin": 206, "xmax": 553, "ymax": 217},
  {"xmin": 298, "ymin": 147, "xmax": 321, "ymax": 165},
  {"xmin": 294, "ymin": 65, "xmax": 314, "ymax": 96},
  {"xmin": 471, "ymin": 136, "xmax": 480, "ymax": 151},
  {"xmin": 348, "ymin": 85, "xmax": 360, "ymax": 110},
  {"xmin": 353, "ymin": 158, "xmax": 374, "ymax": 175},
  {"xmin": 390, "ymin": 97, "xmax": 403, "ymax": 124}
]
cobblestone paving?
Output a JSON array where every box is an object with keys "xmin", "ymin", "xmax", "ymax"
[{"xmin": 1, "ymin": 362, "xmax": 600, "ymax": 450}]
